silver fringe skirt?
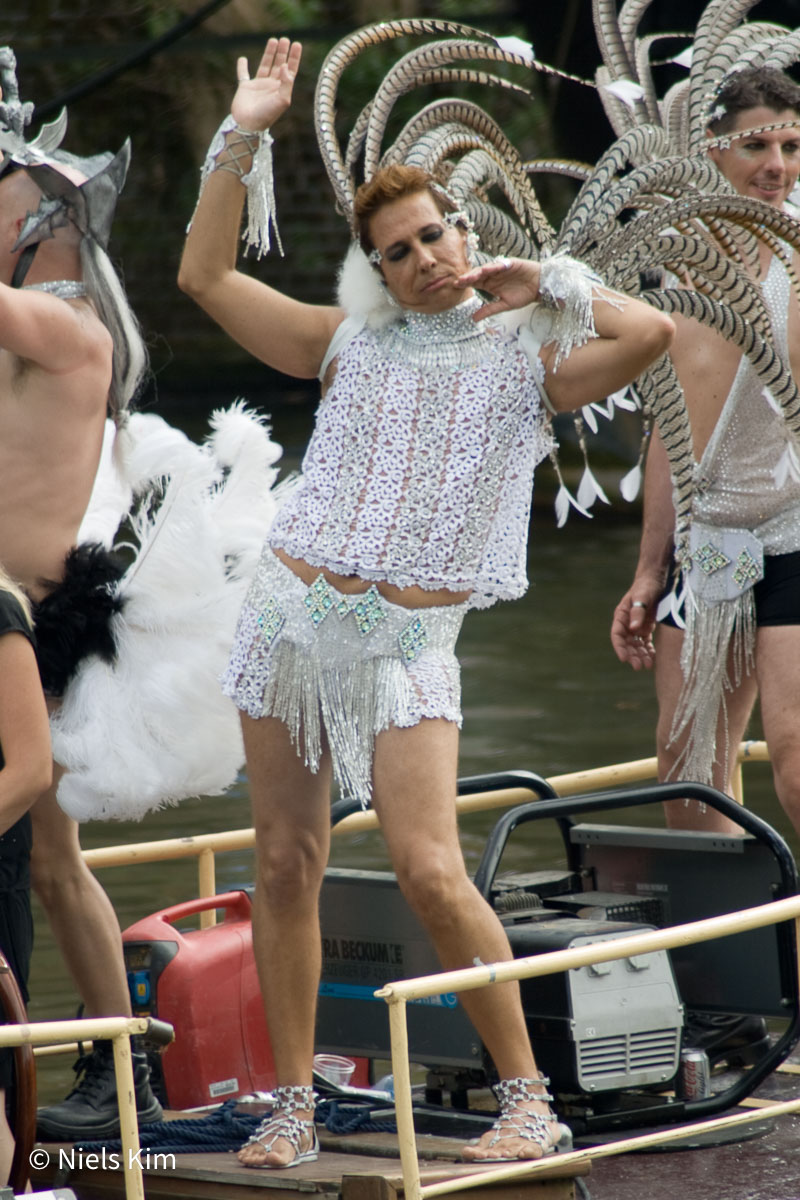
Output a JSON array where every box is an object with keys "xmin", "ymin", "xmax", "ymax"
[{"xmin": 221, "ymin": 549, "xmax": 466, "ymax": 807}]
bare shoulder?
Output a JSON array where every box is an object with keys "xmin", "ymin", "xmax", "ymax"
[
  {"xmin": 0, "ymin": 283, "xmax": 113, "ymax": 378},
  {"xmin": 72, "ymin": 296, "xmax": 114, "ymax": 364}
]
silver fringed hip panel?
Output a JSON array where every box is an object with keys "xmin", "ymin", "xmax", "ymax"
[
  {"xmin": 221, "ymin": 549, "xmax": 466, "ymax": 807},
  {"xmin": 667, "ymin": 522, "xmax": 762, "ymax": 789}
]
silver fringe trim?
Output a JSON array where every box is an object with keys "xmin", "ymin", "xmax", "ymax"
[
  {"xmin": 668, "ymin": 587, "xmax": 756, "ymax": 788},
  {"xmin": 242, "ymin": 130, "xmax": 282, "ymax": 258},
  {"xmin": 257, "ymin": 638, "xmax": 450, "ymax": 808},
  {"xmin": 536, "ymin": 251, "xmax": 618, "ymax": 371}
]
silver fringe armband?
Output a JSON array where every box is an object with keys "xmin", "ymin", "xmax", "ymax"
[
  {"xmin": 535, "ymin": 251, "xmax": 620, "ymax": 370},
  {"xmin": 188, "ymin": 114, "xmax": 282, "ymax": 259}
]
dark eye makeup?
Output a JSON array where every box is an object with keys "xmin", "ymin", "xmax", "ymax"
[{"xmin": 385, "ymin": 224, "xmax": 444, "ymax": 262}]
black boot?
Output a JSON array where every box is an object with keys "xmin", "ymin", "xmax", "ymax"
[
  {"xmin": 683, "ymin": 1011, "xmax": 771, "ymax": 1068},
  {"xmin": 36, "ymin": 1039, "xmax": 163, "ymax": 1141}
]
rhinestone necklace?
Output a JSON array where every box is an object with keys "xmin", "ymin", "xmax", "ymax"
[
  {"xmin": 378, "ymin": 296, "xmax": 496, "ymax": 372},
  {"xmin": 23, "ymin": 280, "xmax": 87, "ymax": 299}
]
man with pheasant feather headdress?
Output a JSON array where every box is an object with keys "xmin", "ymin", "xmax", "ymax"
[
  {"xmin": 179, "ymin": 23, "xmax": 674, "ymax": 1168},
  {"xmin": 0, "ymin": 48, "xmax": 284, "ymax": 1142},
  {"xmin": 597, "ymin": 1, "xmax": 800, "ymax": 848}
]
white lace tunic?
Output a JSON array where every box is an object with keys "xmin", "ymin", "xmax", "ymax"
[{"xmin": 269, "ymin": 297, "xmax": 555, "ymax": 609}]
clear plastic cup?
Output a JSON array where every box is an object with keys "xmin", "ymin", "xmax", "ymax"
[{"xmin": 313, "ymin": 1053, "xmax": 356, "ymax": 1086}]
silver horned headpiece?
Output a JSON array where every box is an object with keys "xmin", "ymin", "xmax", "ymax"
[
  {"xmin": 0, "ymin": 46, "xmax": 146, "ymax": 423},
  {"xmin": 0, "ymin": 46, "xmax": 130, "ymax": 252}
]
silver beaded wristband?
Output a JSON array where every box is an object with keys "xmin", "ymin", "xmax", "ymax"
[{"xmin": 188, "ymin": 113, "xmax": 282, "ymax": 258}]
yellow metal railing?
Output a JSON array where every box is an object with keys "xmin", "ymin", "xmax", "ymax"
[
  {"xmin": 4, "ymin": 1016, "xmax": 172, "ymax": 1200},
  {"xmin": 41, "ymin": 738, "xmax": 776, "ymax": 1196},
  {"xmin": 375, "ymin": 893, "xmax": 800, "ymax": 1200},
  {"xmin": 80, "ymin": 741, "xmax": 771, "ymax": 929}
]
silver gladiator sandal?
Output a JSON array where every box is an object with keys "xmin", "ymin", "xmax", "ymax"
[
  {"xmin": 240, "ymin": 1084, "xmax": 319, "ymax": 1169},
  {"xmin": 467, "ymin": 1075, "xmax": 572, "ymax": 1162}
]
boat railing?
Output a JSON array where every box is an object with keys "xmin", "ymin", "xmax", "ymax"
[
  {"xmin": 376, "ymin": 890, "xmax": 800, "ymax": 1200},
  {"xmin": 79, "ymin": 740, "xmax": 772, "ymax": 931},
  {"xmin": 22, "ymin": 739, "xmax": 785, "ymax": 1198},
  {"xmin": 1, "ymin": 1015, "xmax": 173, "ymax": 1200}
]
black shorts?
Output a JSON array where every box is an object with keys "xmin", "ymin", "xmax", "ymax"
[
  {"xmin": 0, "ymin": 815, "xmax": 33, "ymax": 1091},
  {"xmin": 659, "ymin": 549, "xmax": 800, "ymax": 628}
]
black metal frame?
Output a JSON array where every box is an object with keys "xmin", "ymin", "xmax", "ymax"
[{"xmin": 461, "ymin": 770, "xmax": 800, "ymax": 1131}]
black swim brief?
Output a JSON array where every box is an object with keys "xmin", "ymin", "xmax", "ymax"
[{"xmin": 659, "ymin": 549, "xmax": 800, "ymax": 628}]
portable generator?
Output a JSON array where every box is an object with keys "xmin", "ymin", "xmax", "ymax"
[{"xmin": 315, "ymin": 866, "xmax": 684, "ymax": 1099}]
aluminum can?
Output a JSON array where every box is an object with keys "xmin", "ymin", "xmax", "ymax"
[{"xmin": 678, "ymin": 1048, "xmax": 711, "ymax": 1099}]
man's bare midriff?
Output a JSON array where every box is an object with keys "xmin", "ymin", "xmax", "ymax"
[{"xmin": 273, "ymin": 547, "xmax": 472, "ymax": 608}]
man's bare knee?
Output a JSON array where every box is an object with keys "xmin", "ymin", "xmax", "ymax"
[{"xmin": 395, "ymin": 857, "xmax": 471, "ymax": 927}]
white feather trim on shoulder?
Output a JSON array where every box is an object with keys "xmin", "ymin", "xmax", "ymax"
[
  {"xmin": 336, "ymin": 242, "xmax": 401, "ymax": 329},
  {"xmin": 53, "ymin": 403, "xmax": 284, "ymax": 822}
]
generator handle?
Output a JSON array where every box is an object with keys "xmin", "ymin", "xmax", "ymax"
[
  {"xmin": 472, "ymin": 782, "xmax": 799, "ymax": 901},
  {"xmin": 142, "ymin": 891, "xmax": 252, "ymax": 930}
]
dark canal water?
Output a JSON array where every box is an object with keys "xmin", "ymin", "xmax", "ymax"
[{"xmin": 27, "ymin": 399, "xmax": 794, "ymax": 1102}]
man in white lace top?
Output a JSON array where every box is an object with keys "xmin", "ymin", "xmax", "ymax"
[{"xmin": 180, "ymin": 36, "xmax": 674, "ymax": 1169}]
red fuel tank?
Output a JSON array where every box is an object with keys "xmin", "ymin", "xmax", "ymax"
[
  {"xmin": 123, "ymin": 891, "xmax": 274, "ymax": 1109},
  {"xmin": 123, "ymin": 891, "xmax": 370, "ymax": 1110}
]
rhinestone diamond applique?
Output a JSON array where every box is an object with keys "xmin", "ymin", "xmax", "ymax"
[
  {"xmin": 732, "ymin": 548, "xmax": 761, "ymax": 590},
  {"xmin": 304, "ymin": 575, "xmax": 336, "ymax": 626},
  {"xmin": 398, "ymin": 616, "xmax": 429, "ymax": 663},
  {"xmin": 693, "ymin": 542, "xmax": 731, "ymax": 576},
  {"xmin": 257, "ymin": 596, "xmax": 286, "ymax": 646},
  {"xmin": 351, "ymin": 587, "xmax": 387, "ymax": 636}
]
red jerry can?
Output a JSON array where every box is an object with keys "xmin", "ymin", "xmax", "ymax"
[
  {"xmin": 122, "ymin": 891, "xmax": 276, "ymax": 1108},
  {"xmin": 122, "ymin": 890, "xmax": 370, "ymax": 1110}
]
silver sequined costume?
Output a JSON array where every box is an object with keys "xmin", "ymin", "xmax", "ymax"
[
  {"xmin": 222, "ymin": 296, "xmax": 555, "ymax": 805},
  {"xmin": 665, "ymin": 251, "xmax": 800, "ymax": 783}
]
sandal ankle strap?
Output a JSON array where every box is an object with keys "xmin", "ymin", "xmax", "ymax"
[
  {"xmin": 493, "ymin": 1075, "xmax": 553, "ymax": 1111},
  {"xmin": 273, "ymin": 1084, "xmax": 317, "ymax": 1114}
]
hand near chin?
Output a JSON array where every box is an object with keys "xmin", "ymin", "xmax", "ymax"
[
  {"xmin": 455, "ymin": 258, "xmax": 541, "ymax": 321},
  {"xmin": 231, "ymin": 37, "xmax": 302, "ymax": 133}
]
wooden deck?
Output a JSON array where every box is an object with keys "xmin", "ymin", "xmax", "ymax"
[
  {"xmin": 28, "ymin": 1049, "xmax": 800, "ymax": 1200},
  {"xmin": 31, "ymin": 1126, "xmax": 589, "ymax": 1200}
]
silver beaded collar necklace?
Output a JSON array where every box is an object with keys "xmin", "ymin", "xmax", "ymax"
[{"xmin": 378, "ymin": 295, "xmax": 496, "ymax": 372}]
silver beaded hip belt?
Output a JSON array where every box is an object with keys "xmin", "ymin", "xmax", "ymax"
[{"xmin": 221, "ymin": 550, "xmax": 467, "ymax": 806}]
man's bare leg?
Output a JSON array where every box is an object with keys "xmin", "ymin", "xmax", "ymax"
[
  {"xmin": 237, "ymin": 714, "xmax": 332, "ymax": 1168},
  {"xmin": 373, "ymin": 719, "xmax": 564, "ymax": 1162},
  {"xmin": 32, "ymin": 768, "xmax": 162, "ymax": 1138},
  {"xmin": 656, "ymin": 625, "xmax": 770, "ymax": 1067},
  {"xmin": 654, "ymin": 624, "xmax": 758, "ymax": 833},
  {"xmin": 30, "ymin": 771, "xmax": 131, "ymax": 1017},
  {"xmin": 755, "ymin": 625, "xmax": 800, "ymax": 840}
]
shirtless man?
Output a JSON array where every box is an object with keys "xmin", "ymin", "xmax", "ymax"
[
  {"xmin": 611, "ymin": 67, "xmax": 800, "ymax": 840},
  {"xmin": 0, "ymin": 53, "xmax": 161, "ymax": 1138}
]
